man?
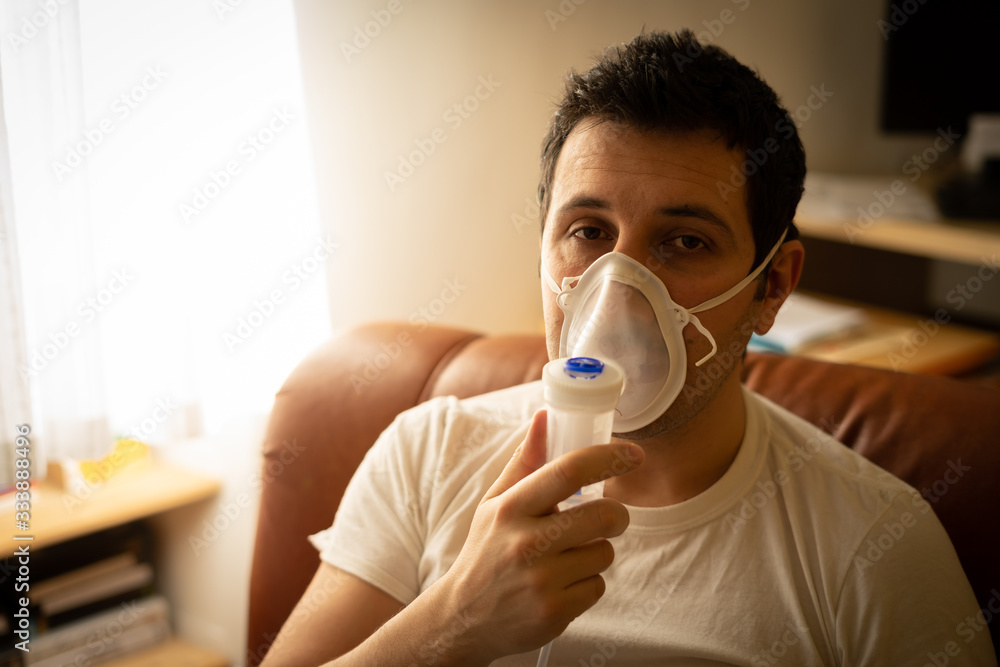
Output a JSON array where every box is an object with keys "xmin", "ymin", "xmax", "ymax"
[{"xmin": 262, "ymin": 31, "xmax": 995, "ymax": 666}]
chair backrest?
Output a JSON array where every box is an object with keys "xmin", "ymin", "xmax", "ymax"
[{"xmin": 247, "ymin": 321, "xmax": 1000, "ymax": 665}]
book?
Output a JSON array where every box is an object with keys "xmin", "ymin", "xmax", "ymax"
[
  {"xmin": 749, "ymin": 293, "xmax": 867, "ymax": 353},
  {"xmin": 38, "ymin": 563, "xmax": 154, "ymax": 617},
  {"xmin": 24, "ymin": 595, "xmax": 169, "ymax": 666},
  {"xmin": 32, "ymin": 553, "xmax": 137, "ymax": 602}
]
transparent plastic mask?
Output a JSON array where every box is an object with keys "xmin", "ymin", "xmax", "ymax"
[{"xmin": 564, "ymin": 280, "xmax": 670, "ymax": 426}]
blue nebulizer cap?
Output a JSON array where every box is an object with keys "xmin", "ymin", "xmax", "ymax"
[
  {"xmin": 543, "ymin": 356, "xmax": 624, "ymax": 413},
  {"xmin": 563, "ymin": 356, "xmax": 604, "ymax": 379}
]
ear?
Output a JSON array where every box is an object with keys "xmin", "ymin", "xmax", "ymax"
[{"xmin": 753, "ymin": 240, "xmax": 804, "ymax": 336}]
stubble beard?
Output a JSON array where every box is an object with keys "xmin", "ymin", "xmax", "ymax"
[{"xmin": 611, "ymin": 309, "xmax": 758, "ymax": 443}]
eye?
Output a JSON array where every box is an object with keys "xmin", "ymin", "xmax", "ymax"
[
  {"xmin": 671, "ymin": 235, "xmax": 706, "ymax": 251},
  {"xmin": 571, "ymin": 226, "xmax": 612, "ymax": 242}
]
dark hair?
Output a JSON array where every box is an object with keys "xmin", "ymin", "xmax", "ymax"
[{"xmin": 538, "ymin": 30, "xmax": 805, "ymax": 269}]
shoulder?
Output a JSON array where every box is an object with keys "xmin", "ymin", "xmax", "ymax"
[
  {"xmin": 742, "ymin": 391, "xmax": 992, "ymax": 659},
  {"xmin": 387, "ymin": 380, "xmax": 543, "ymax": 440},
  {"xmin": 748, "ymin": 388, "xmax": 912, "ymax": 498},
  {"xmin": 370, "ymin": 380, "xmax": 544, "ymax": 471},
  {"xmin": 741, "ymin": 388, "xmax": 932, "ymax": 578}
]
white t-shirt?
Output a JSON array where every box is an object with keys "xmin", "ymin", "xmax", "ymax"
[{"xmin": 311, "ymin": 382, "xmax": 996, "ymax": 666}]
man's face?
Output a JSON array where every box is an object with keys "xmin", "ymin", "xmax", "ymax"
[{"xmin": 540, "ymin": 120, "xmax": 766, "ymax": 438}]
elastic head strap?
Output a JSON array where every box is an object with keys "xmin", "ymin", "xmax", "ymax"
[
  {"xmin": 688, "ymin": 228, "xmax": 788, "ymax": 315},
  {"xmin": 542, "ymin": 260, "xmax": 563, "ymax": 295}
]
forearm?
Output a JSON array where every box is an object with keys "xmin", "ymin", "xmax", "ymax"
[{"xmin": 322, "ymin": 577, "xmax": 490, "ymax": 667}]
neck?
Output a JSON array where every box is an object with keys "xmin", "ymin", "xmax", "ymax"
[{"xmin": 604, "ymin": 373, "xmax": 747, "ymax": 507}]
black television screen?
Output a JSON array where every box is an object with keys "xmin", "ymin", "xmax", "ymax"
[{"xmin": 880, "ymin": 0, "xmax": 1000, "ymax": 136}]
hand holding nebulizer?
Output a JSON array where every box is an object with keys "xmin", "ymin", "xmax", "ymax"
[{"xmin": 537, "ymin": 356, "xmax": 624, "ymax": 666}]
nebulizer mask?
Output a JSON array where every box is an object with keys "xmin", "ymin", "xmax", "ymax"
[{"xmin": 543, "ymin": 229, "xmax": 786, "ymax": 433}]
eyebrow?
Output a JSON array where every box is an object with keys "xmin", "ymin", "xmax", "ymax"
[
  {"xmin": 658, "ymin": 204, "xmax": 735, "ymax": 240},
  {"xmin": 556, "ymin": 196, "xmax": 736, "ymax": 240},
  {"xmin": 556, "ymin": 195, "xmax": 611, "ymax": 216}
]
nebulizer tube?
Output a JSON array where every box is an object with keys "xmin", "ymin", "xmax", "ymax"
[{"xmin": 536, "ymin": 357, "xmax": 624, "ymax": 667}]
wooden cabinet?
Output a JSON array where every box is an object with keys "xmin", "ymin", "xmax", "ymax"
[{"xmin": 1, "ymin": 461, "xmax": 229, "ymax": 666}]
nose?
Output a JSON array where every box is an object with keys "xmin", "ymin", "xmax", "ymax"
[
  {"xmin": 614, "ymin": 225, "xmax": 663, "ymax": 269},
  {"xmin": 610, "ymin": 233, "xmax": 662, "ymax": 272}
]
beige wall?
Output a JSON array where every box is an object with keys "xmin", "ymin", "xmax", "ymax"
[{"xmin": 293, "ymin": 0, "xmax": 927, "ymax": 337}]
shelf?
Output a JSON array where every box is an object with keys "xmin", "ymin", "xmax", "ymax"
[
  {"xmin": 0, "ymin": 460, "xmax": 220, "ymax": 558},
  {"xmin": 793, "ymin": 292, "xmax": 1000, "ymax": 376},
  {"xmin": 102, "ymin": 637, "xmax": 229, "ymax": 667},
  {"xmin": 796, "ymin": 214, "xmax": 1000, "ymax": 266}
]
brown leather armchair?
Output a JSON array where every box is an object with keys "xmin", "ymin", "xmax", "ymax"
[{"xmin": 247, "ymin": 321, "xmax": 1000, "ymax": 665}]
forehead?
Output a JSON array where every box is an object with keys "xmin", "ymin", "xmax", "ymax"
[{"xmin": 546, "ymin": 120, "xmax": 751, "ymax": 239}]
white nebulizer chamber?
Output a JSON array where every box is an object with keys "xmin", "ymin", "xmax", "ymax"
[
  {"xmin": 542, "ymin": 356, "xmax": 624, "ymax": 507},
  {"xmin": 537, "ymin": 356, "xmax": 624, "ymax": 667}
]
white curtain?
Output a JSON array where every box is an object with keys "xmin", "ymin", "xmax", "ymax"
[
  {"xmin": 0, "ymin": 62, "xmax": 32, "ymax": 485},
  {"xmin": 0, "ymin": 0, "xmax": 331, "ymax": 470},
  {"xmin": 0, "ymin": 0, "xmax": 107, "ymax": 467}
]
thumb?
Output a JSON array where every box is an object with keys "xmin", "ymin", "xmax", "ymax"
[{"xmin": 483, "ymin": 409, "xmax": 547, "ymax": 502}]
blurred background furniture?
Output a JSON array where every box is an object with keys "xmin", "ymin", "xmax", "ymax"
[{"xmin": 247, "ymin": 321, "xmax": 1000, "ymax": 664}]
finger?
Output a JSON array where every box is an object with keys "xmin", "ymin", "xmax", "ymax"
[
  {"xmin": 536, "ymin": 499, "xmax": 630, "ymax": 556},
  {"xmin": 520, "ymin": 409, "xmax": 548, "ymax": 472},
  {"xmin": 482, "ymin": 409, "xmax": 547, "ymax": 502},
  {"xmin": 510, "ymin": 443, "xmax": 643, "ymax": 516},
  {"xmin": 549, "ymin": 539, "xmax": 616, "ymax": 590},
  {"xmin": 556, "ymin": 573, "xmax": 607, "ymax": 621}
]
